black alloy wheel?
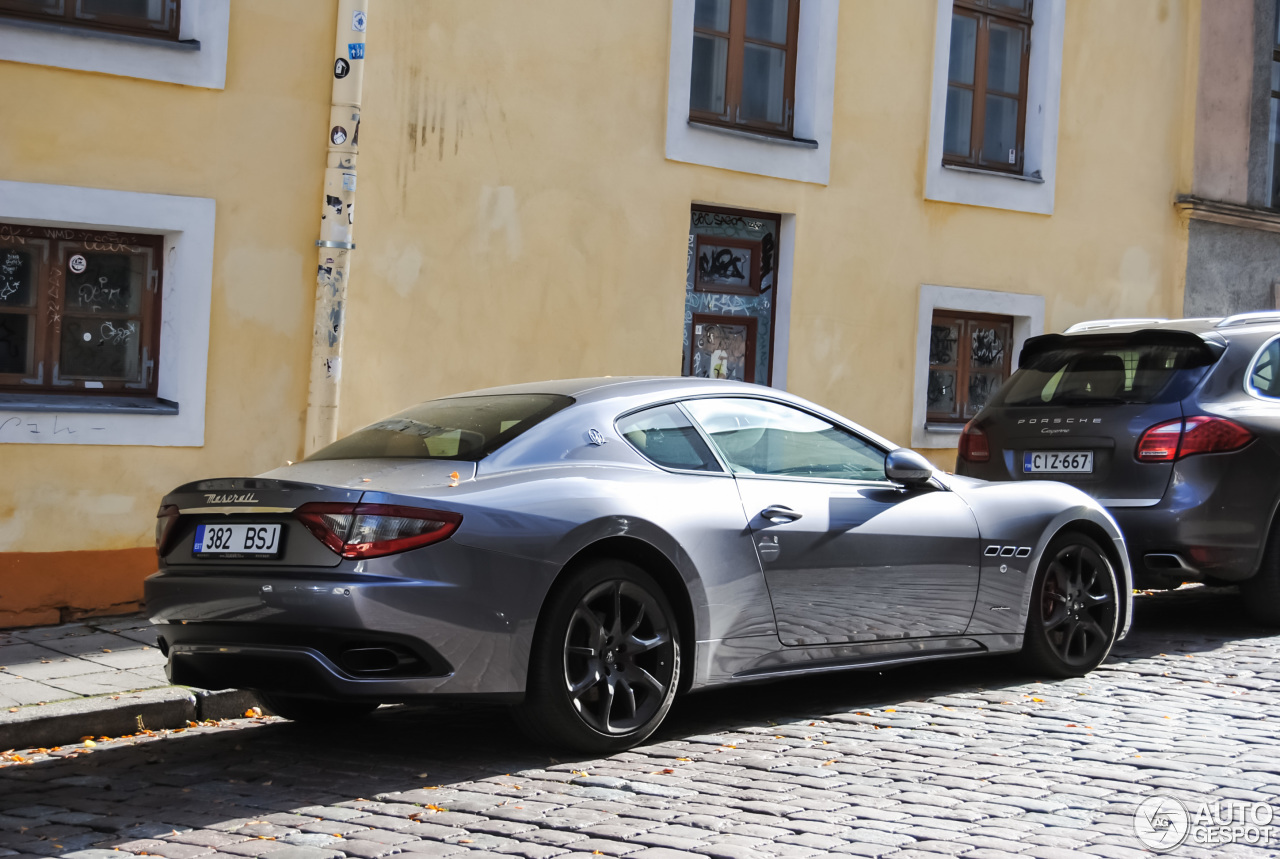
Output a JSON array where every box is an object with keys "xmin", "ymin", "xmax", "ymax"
[
  {"xmin": 1022, "ymin": 532, "xmax": 1120, "ymax": 677},
  {"xmin": 516, "ymin": 560, "xmax": 680, "ymax": 752}
]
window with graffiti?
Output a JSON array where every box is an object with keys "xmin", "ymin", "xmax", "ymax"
[
  {"xmin": 927, "ymin": 310, "xmax": 1013, "ymax": 422},
  {"xmin": 0, "ymin": 222, "xmax": 163, "ymax": 397},
  {"xmin": 683, "ymin": 206, "xmax": 779, "ymax": 385}
]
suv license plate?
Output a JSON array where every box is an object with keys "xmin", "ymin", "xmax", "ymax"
[
  {"xmin": 1023, "ymin": 451, "xmax": 1094, "ymax": 474},
  {"xmin": 193, "ymin": 523, "xmax": 282, "ymax": 557}
]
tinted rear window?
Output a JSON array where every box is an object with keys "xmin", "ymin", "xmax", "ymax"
[
  {"xmin": 999, "ymin": 343, "xmax": 1211, "ymax": 407},
  {"xmin": 306, "ymin": 394, "xmax": 573, "ymax": 461}
]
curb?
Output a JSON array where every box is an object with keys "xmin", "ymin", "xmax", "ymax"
[{"xmin": 0, "ymin": 686, "xmax": 262, "ymax": 751}]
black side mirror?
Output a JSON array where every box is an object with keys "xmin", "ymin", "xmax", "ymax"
[{"xmin": 885, "ymin": 448, "xmax": 935, "ymax": 486}]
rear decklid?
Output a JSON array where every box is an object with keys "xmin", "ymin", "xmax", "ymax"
[
  {"xmin": 159, "ymin": 477, "xmax": 363, "ymax": 568},
  {"xmin": 971, "ymin": 328, "xmax": 1224, "ymax": 505}
]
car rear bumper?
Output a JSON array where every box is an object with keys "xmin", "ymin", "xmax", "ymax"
[
  {"xmin": 1109, "ymin": 450, "xmax": 1277, "ymax": 585},
  {"xmin": 145, "ymin": 549, "xmax": 560, "ymax": 700}
]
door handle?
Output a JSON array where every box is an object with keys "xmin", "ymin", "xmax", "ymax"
[{"xmin": 761, "ymin": 505, "xmax": 803, "ymax": 524}]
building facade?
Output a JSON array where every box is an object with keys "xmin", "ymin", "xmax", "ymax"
[{"xmin": 0, "ymin": 0, "xmax": 1211, "ymax": 626}]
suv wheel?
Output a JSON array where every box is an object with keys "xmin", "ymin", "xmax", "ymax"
[
  {"xmin": 1022, "ymin": 532, "xmax": 1120, "ymax": 677},
  {"xmin": 514, "ymin": 559, "xmax": 680, "ymax": 753}
]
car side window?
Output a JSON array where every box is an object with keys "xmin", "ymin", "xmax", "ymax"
[
  {"xmin": 1250, "ymin": 339, "xmax": 1280, "ymax": 399},
  {"xmin": 617, "ymin": 404, "xmax": 723, "ymax": 472},
  {"xmin": 683, "ymin": 398, "xmax": 887, "ymax": 481}
]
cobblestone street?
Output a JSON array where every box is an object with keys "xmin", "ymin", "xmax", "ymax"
[{"xmin": 3, "ymin": 587, "xmax": 1279, "ymax": 859}]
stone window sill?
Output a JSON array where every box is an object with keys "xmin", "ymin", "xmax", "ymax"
[
  {"xmin": 0, "ymin": 394, "xmax": 179, "ymax": 415},
  {"xmin": 688, "ymin": 120, "xmax": 820, "ymax": 149},
  {"xmin": 942, "ymin": 164, "xmax": 1045, "ymax": 184}
]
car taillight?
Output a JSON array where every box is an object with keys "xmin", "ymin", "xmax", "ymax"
[
  {"xmin": 958, "ymin": 421, "xmax": 990, "ymax": 463},
  {"xmin": 1136, "ymin": 416, "xmax": 1254, "ymax": 462},
  {"xmin": 294, "ymin": 503, "xmax": 462, "ymax": 559},
  {"xmin": 155, "ymin": 505, "xmax": 180, "ymax": 556}
]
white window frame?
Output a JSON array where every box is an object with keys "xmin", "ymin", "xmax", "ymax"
[
  {"xmin": 0, "ymin": 180, "xmax": 215, "ymax": 447},
  {"xmin": 665, "ymin": 0, "xmax": 840, "ymax": 185},
  {"xmin": 912, "ymin": 284, "xmax": 1044, "ymax": 448},
  {"xmin": 0, "ymin": 0, "xmax": 229, "ymax": 89},
  {"xmin": 924, "ymin": 0, "xmax": 1065, "ymax": 214}
]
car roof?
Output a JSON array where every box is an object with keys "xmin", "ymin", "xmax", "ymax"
[
  {"xmin": 446, "ymin": 376, "xmax": 777, "ymax": 403},
  {"xmin": 1063, "ymin": 313, "xmax": 1280, "ymax": 339}
]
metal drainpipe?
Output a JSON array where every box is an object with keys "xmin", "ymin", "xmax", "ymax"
[{"xmin": 304, "ymin": 0, "xmax": 368, "ymax": 455}]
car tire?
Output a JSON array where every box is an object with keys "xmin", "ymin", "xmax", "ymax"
[
  {"xmin": 514, "ymin": 559, "xmax": 681, "ymax": 753},
  {"xmin": 258, "ymin": 693, "xmax": 378, "ymax": 724},
  {"xmin": 1241, "ymin": 520, "xmax": 1280, "ymax": 625},
  {"xmin": 1021, "ymin": 531, "xmax": 1121, "ymax": 678}
]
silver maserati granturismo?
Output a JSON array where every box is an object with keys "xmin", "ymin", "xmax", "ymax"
[{"xmin": 146, "ymin": 377, "xmax": 1132, "ymax": 751}]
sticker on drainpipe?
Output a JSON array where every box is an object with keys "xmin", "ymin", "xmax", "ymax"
[{"xmin": 352, "ymin": 10, "xmax": 366, "ymax": 31}]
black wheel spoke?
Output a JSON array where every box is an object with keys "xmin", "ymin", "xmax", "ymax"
[
  {"xmin": 626, "ymin": 629, "xmax": 670, "ymax": 654},
  {"xmin": 1044, "ymin": 607, "xmax": 1071, "ymax": 631}
]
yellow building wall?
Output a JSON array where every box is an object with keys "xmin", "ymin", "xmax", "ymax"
[
  {"xmin": 0, "ymin": 0, "xmax": 1198, "ymax": 625},
  {"xmin": 344, "ymin": 0, "xmax": 1197, "ymax": 474},
  {"xmin": 0, "ymin": 2, "xmax": 336, "ymax": 624}
]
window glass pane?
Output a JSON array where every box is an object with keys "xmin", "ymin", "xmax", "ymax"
[
  {"xmin": 966, "ymin": 373, "xmax": 1003, "ymax": 417},
  {"xmin": 1271, "ymin": 59, "xmax": 1279, "ymax": 93},
  {"xmin": 987, "ymin": 22, "xmax": 1024, "ymax": 94},
  {"xmin": 745, "ymin": 0, "xmax": 789, "ymax": 43},
  {"xmin": 982, "ymin": 93, "xmax": 1020, "ymax": 164},
  {"xmin": 691, "ymin": 33, "xmax": 728, "ymax": 114},
  {"xmin": 948, "ymin": 14, "xmax": 977, "ymax": 85},
  {"xmin": 0, "ymin": 0, "xmax": 62, "ymax": 13},
  {"xmin": 60, "ymin": 315, "xmax": 141, "ymax": 380},
  {"xmin": 944, "ymin": 86, "xmax": 973, "ymax": 155},
  {"xmin": 67, "ymin": 252, "xmax": 144, "ymax": 315},
  {"xmin": 618, "ymin": 404, "xmax": 722, "ymax": 472},
  {"xmin": 0, "ymin": 247, "xmax": 35, "ymax": 308},
  {"xmin": 989, "ymin": 0, "xmax": 1030, "ymax": 12},
  {"xmin": 684, "ymin": 398, "xmax": 887, "ymax": 481},
  {"xmin": 76, "ymin": 0, "xmax": 167, "ymax": 24},
  {"xmin": 930, "ymin": 321, "xmax": 960, "ymax": 367},
  {"xmin": 969, "ymin": 324, "xmax": 1008, "ymax": 369},
  {"xmin": 694, "ymin": 0, "xmax": 730, "ymax": 32},
  {"xmin": 1251, "ymin": 341, "xmax": 1280, "ymax": 398},
  {"xmin": 1275, "ymin": 0, "xmax": 1279, "ymax": 45},
  {"xmin": 307, "ymin": 394, "xmax": 574, "ymax": 462},
  {"xmin": 740, "ymin": 43, "xmax": 786, "ymax": 124},
  {"xmin": 927, "ymin": 370, "xmax": 957, "ymax": 415},
  {"xmin": 0, "ymin": 314, "xmax": 32, "ymax": 375}
]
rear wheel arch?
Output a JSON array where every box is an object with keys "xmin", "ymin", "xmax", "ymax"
[{"xmin": 543, "ymin": 536, "xmax": 698, "ymax": 694}]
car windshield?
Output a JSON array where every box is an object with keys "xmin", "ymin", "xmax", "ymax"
[
  {"xmin": 1000, "ymin": 343, "xmax": 1211, "ymax": 406},
  {"xmin": 306, "ymin": 394, "xmax": 573, "ymax": 461}
]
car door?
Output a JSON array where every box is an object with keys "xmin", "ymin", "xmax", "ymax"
[{"xmin": 682, "ymin": 397, "xmax": 982, "ymax": 646}]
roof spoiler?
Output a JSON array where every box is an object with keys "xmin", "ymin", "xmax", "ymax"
[{"xmin": 1018, "ymin": 329, "xmax": 1226, "ymax": 370}]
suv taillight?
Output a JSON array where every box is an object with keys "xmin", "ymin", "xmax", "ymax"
[
  {"xmin": 294, "ymin": 503, "xmax": 462, "ymax": 559},
  {"xmin": 155, "ymin": 505, "xmax": 180, "ymax": 556},
  {"xmin": 958, "ymin": 421, "xmax": 990, "ymax": 463},
  {"xmin": 1136, "ymin": 416, "xmax": 1254, "ymax": 462}
]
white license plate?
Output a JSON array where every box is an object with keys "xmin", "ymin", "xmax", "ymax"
[
  {"xmin": 1023, "ymin": 451, "xmax": 1094, "ymax": 473},
  {"xmin": 193, "ymin": 523, "xmax": 282, "ymax": 557}
]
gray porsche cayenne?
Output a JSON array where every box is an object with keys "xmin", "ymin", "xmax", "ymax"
[
  {"xmin": 147, "ymin": 377, "xmax": 1132, "ymax": 751},
  {"xmin": 956, "ymin": 313, "xmax": 1280, "ymax": 623}
]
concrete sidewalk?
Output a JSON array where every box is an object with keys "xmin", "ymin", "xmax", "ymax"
[{"xmin": 0, "ymin": 614, "xmax": 258, "ymax": 750}]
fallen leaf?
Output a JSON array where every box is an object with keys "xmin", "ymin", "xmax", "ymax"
[
  {"xmin": 459, "ymin": 839, "xmax": 474, "ymax": 844},
  {"xmin": 1030, "ymin": 698, "xmax": 1044, "ymax": 703},
  {"xmin": 660, "ymin": 768, "xmax": 674, "ymax": 774},
  {"xmin": 675, "ymin": 757, "xmax": 691, "ymax": 762},
  {"xmin": 83, "ymin": 740, "xmax": 97, "ymax": 747},
  {"xmin": 822, "ymin": 760, "xmax": 837, "ymax": 766}
]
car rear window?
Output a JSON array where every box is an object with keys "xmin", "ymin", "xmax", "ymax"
[
  {"xmin": 999, "ymin": 341, "xmax": 1214, "ymax": 407},
  {"xmin": 306, "ymin": 394, "xmax": 573, "ymax": 461}
]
